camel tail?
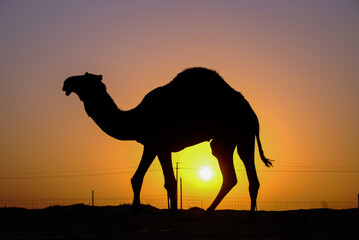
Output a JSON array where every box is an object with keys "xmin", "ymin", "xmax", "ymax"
[{"xmin": 255, "ymin": 117, "xmax": 274, "ymax": 168}]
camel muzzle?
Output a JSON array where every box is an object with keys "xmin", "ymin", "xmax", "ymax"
[{"xmin": 62, "ymin": 87, "xmax": 72, "ymax": 96}]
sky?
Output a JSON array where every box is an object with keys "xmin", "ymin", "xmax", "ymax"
[{"xmin": 0, "ymin": 0, "xmax": 358, "ymax": 209}]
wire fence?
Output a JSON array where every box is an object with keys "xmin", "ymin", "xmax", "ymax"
[{"xmin": 0, "ymin": 196, "xmax": 357, "ymax": 211}]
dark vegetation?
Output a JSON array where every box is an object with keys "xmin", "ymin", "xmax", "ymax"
[{"xmin": 1, "ymin": 204, "xmax": 358, "ymax": 239}]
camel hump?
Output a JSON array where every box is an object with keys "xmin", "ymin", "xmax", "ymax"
[
  {"xmin": 171, "ymin": 67, "xmax": 233, "ymax": 91},
  {"xmin": 137, "ymin": 67, "xmax": 244, "ymax": 110}
]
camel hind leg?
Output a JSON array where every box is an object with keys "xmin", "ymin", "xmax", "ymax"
[
  {"xmin": 237, "ymin": 133, "xmax": 260, "ymax": 215},
  {"xmin": 206, "ymin": 139, "xmax": 237, "ymax": 213}
]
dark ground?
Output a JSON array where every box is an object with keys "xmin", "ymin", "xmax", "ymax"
[{"xmin": 0, "ymin": 204, "xmax": 358, "ymax": 240}]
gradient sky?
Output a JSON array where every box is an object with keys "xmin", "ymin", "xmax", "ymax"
[{"xmin": 0, "ymin": 0, "xmax": 358, "ymax": 208}]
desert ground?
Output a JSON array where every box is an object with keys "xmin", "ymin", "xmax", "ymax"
[{"xmin": 0, "ymin": 204, "xmax": 358, "ymax": 239}]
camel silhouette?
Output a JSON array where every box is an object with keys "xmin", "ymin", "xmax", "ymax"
[{"xmin": 63, "ymin": 67, "xmax": 273, "ymax": 214}]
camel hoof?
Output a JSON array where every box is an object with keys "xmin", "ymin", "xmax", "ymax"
[
  {"xmin": 204, "ymin": 208, "xmax": 214, "ymax": 215},
  {"xmin": 131, "ymin": 205, "xmax": 141, "ymax": 215},
  {"xmin": 169, "ymin": 209, "xmax": 178, "ymax": 216},
  {"xmin": 249, "ymin": 210, "xmax": 256, "ymax": 218}
]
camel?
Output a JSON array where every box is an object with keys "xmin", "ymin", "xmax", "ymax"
[{"xmin": 62, "ymin": 67, "xmax": 273, "ymax": 214}]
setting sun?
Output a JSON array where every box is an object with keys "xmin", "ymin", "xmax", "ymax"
[
  {"xmin": 0, "ymin": 1, "xmax": 358, "ymax": 215},
  {"xmin": 199, "ymin": 166, "xmax": 213, "ymax": 181}
]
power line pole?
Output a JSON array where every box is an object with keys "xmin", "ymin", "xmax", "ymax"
[
  {"xmin": 176, "ymin": 162, "xmax": 179, "ymax": 207},
  {"xmin": 180, "ymin": 177, "xmax": 183, "ymax": 210},
  {"xmin": 167, "ymin": 193, "xmax": 170, "ymax": 209}
]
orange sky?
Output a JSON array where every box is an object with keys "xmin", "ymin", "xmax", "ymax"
[{"xmin": 0, "ymin": 1, "xmax": 358, "ymax": 209}]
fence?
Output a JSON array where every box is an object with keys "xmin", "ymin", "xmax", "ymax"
[{"xmin": 0, "ymin": 196, "xmax": 357, "ymax": 211}]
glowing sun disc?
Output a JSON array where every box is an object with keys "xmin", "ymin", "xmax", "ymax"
[{"xmin": 199, "ymin": 166, "xmax": 213, "ymax": 181}]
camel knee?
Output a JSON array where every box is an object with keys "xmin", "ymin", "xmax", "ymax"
[
  {"xmin": 131, "ymin": 175, "xmax": 143, "ymax": 193},
  {"xmin": 249, "ymin": 181, "xmax": 260, "ymax": 199},
  {"xmin": 164, "ymin": 178, "xmax": 177, "ymax": 196},
  {"xmin": 131, "ymin": 176, "xmax": 143, "ymax": 212},
  {"xmin": 223, "ymin": 172, "xmax": 238, "ymax": 191},
  {"xmin": 223, "ymin": 174, "xmax": 237, "ymax": 191}
]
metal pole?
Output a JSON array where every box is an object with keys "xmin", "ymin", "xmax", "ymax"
[
  {"xmin": 167, "ymin": 193, "xmax": 170, "ymax": 209},
  {"xmin": 176, "ymin": 162, "xmax": 178, "ymax": 181},
  {"xmin": 176, "ymin": 162, "xmax": 179, "ymax": 207},
  {"xmin": 180, "ymin": 178, "xmax": 183, "ymax": 210}
]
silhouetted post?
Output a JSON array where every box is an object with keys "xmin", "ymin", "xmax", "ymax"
[
  {"xmin": 180, "ymin": 178, "xmax": 183, "ymax": 210},
  {"xmin": 167, "ymin": 193, "xmax": 170, "ymax": 209},
  {"xmin": 92, "ymin": 190, "xmax": 94, "ymax": 206},
  {"xmin": 176, "ymin": 162, "xmax": 179, "ymax": 206}
]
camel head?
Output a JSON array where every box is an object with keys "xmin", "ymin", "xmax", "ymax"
[{"xmin": 63, "ymin": 72, "xmax": 104, "ymax": 98}]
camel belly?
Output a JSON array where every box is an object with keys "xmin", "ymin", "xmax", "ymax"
[
  {"xmin": 165, "ymin": 133, "xmax": 212, "ymax": 152},
  {"xmin": 144, "ymin": 122, "xmax": 236, "ymax": 152},
  {"xmin": 138, "ymin": 107, "xmax": 250, "ymax": 152}
]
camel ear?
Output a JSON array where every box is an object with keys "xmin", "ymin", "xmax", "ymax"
[{"xmin": 98, "ymin": 75, "xmax": 103, "ymax": 81}]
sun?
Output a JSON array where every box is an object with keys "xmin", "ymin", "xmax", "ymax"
[{"xmin": 199, "ymin": 166, "xmax": 213, "ymax": 181}]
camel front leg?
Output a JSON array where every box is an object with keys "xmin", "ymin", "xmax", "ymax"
[
  {"xmin": 131, "ymin": 146, "xmax": 156, "ymax": 213},
  {"xmin": 158, "ymin": 151, "xmax": 177, "ymax": 214}
]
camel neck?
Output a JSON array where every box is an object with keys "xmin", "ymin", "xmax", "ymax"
[{"xmin": 82, "ymin": 90, "xmax": 139, "ymax": 141}]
